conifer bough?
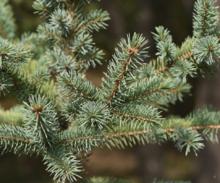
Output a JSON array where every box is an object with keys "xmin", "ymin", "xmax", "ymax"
[{"xmin": 0, "ymin": 0, "xmax": 220, "ymax": 182}]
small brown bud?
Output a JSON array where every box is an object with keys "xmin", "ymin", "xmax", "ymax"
[{"xmin": 128, "ymin": 47, "xmax": 139, "ymax": 55}]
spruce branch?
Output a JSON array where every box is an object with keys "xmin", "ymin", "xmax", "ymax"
[
  {"xmin": 76, "ymin": 101, "xmax": 111, "ymax": 131},
  {"xmin": 193, "ymin": 36, "xmax": 220, "ymax": 65},
  {"xmin": 101, "ymin": 33, "xmax": 148, "ymax": 105},
  {"xmin": 0, "ymin": 124, "xmax": 37, "ymax": 155},
  {"xmin": 0, "ymin": 38, "xmax": 58, "ymax": 103},
  {"xmin": 193, "ymin": 0, "xmax": 219, "ymax": 38},
  {"xmin": 43, "ymin": 151, "xmax": 82, "ymax": 183},
  {"xmin": 153, "ymin": 26, "xmax": 177, "ymax": 64},
  {"xmin": 60, "ymin": 118, "xmax": 220, "ymax": 156},
  {"xmin": 0, "ymin": 0, "xmax": 220, "ymax": 182},
  {"xmin": 23, "ymin": 95, "xmax": 59, "ymax": 149},
  {"xmin": 75, "ymin": 9, "xmax": 110, "ymax": 33},
  {"xmin": 112, "ymin": 104, "xmax": 162, "ymax": 126},
  {"xmin": 60, "ymin": 71, "xmax": 99, "ymax": 101}
]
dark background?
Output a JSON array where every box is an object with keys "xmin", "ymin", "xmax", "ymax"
[{"xmin": 1, "ymin": 0, "xmax": 220, "ymax": 182}]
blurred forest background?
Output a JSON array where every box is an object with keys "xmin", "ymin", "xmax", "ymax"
[{"xmin": 1, "ymin": 0, "xmax": 220, "ymax": 182}]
